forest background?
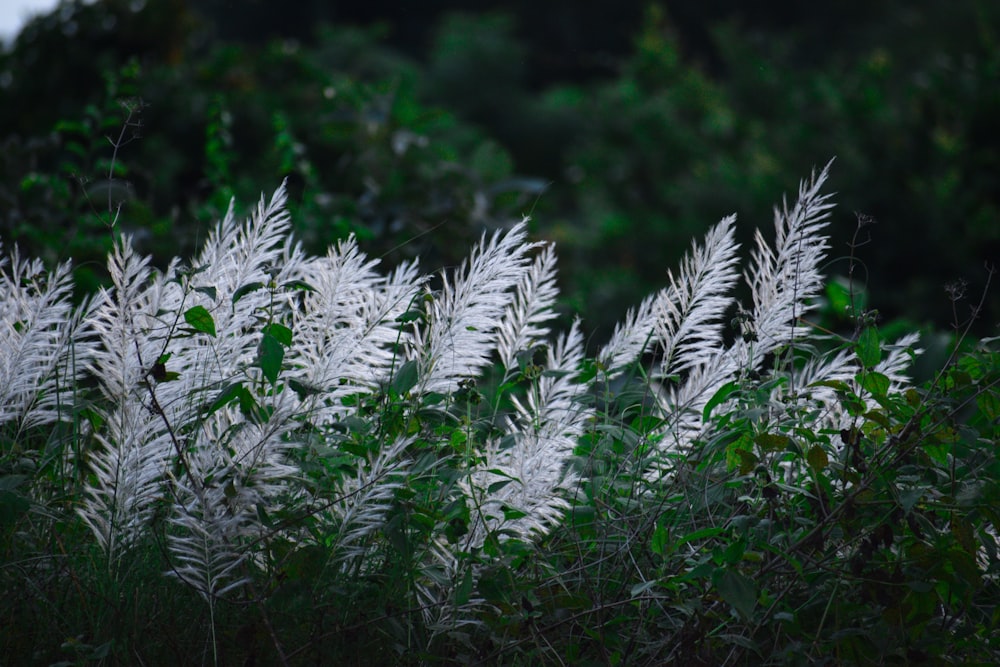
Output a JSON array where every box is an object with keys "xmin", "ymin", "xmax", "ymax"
[
  {"xmin": 1, "ymin": 0, "xmax": 997, "ymax": 351},
  {"xmin": 2, "ymin": 2, "xmax": 1000, "ymax": 664}
]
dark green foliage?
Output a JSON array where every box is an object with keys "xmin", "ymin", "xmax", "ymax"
[
  {"xmin": 483, "ymin": 333, "xmax": 999, "ymax": 665},
  {"xmin": 1, "ymin": 3, "xmax": 998, "ymax": 664},
  {"xmin": 3, "ymin": 1, "xmax": 998, "ymax": 335}
]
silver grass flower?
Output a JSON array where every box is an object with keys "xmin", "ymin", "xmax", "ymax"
[
  {"xmin": 464, "ymin": 320, "xmax": 590, "ymax": 547},
  {"xmin": 323, "ymin": 436, "xmax": 414, "ymax": 565},
  {"xmin": 80, "ymin": 185, "xmax": 305, "ymax": 581},
  {"xmin": 79, "ymin": 238, "xmax": 176, "ymax": 559},
  {"xmin": 496, "ymin": 242, "xmax": 561, "ymax": 373},
  {"xmin": 411, "ymin": 220, "xmax": 542, "ymax": 395},
  {"xmin": 0, "ymin": 246, "xmax": 92, "ymax": 432},
  {"xmin": 654, "ymin": 163, "xmax": 836, "ymax": 459},
  {"xmin": 654, "ymin": 214, "xmax": 741, "ymax": 378},
  {"xmin": 289, "ymin": 238, "xmax": 423, "ymax": 427},
  {"xmin": 598, "ymin": 215, "xmax": 741, "ymax": 378},
  {"xmin": 53, "ymin": 161, "xmax": 923, "ymax": 627}
]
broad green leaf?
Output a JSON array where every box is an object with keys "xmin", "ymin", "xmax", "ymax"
[
  {"xmin": 0, "ymin": 490, "xmax": 29, "ymax": 527},
  {"xmin": 281, "ymin": 279, "xmax": 314, "ymax": 293},
  {"xmin": 193, "ymin": 285, "xmax": 217, "ymax": 301},
  {"xmin": 674, "ymin": 527, "xmax": 726, "ymax": 551},
  {"xmin": 207, "ymin": 382, "xmax": 245, "ymax": 414},
  {"xmin": 394, "ymin": 309, "xmax": 424, "ymax": 324},
  {"xmin": 184, "ymin": 305, "xmax": 216, "ymax": 337},
  {"xmin": 572, "ymin": 506, "xmax": 596, "ymax": 538},
  {"xmin": 258, "ymin": 331, "xmax": 285, "ymax": 386},
  {"xmin": 651, "ymin": 522, "xmax": 669, "ymax": 556},
  {"xmin": 713, "ymin": 568, "xmax": 757, "ymax": 620},
  {"xmin": 703, "ymin": 381, "xmax": 739, "ymax": 421},
  {"xmin": 287, "ymin": 378, "xmax": 323, "ymax": 399},
  {"xmin": 0, "ymin": 475, "xmax": 27, "ymax": 492},
  {"xmin": 857, "ymin": 371, "xmax": 890, "ymax": 398},
  {"xmin": 455, "ymin": 567, "xmax": 474, "ymax": 605},
  {"xmin": 862, "ymin": 409, "xmax": 891, "ymax": 429},
  {"xmin": 390, "ymin": 360, "xmax": 419, "ymax": 396},
  {"xmin": 449, "ymin": 429, "xmax": 468, "ymax": 448},
  {"xmin": 501, "ymin": 505, "xmax": 527, "ymax": 521},
  {"xmin": 237, "ymin": 389, "xmax": 265, "ymax": 422},
  {"xmin": 726, "ymin": 432, "xmax": 754, "ymax": 471},
  {"xmin": 487, "ymin": 478, "xmax": 514, "ymax": 494},
  {"xmin": 809, "ymin": 379, "xmax": 852, "ymax": 392},
  {"xmin": 977, "ymin": 390, "xmax": 1000, "ymax": 421},
  {"xmin": 855, "ymin": 327, "xmax": 881, "ymax": 368},
  {"xmin": 263, "ymin": 322, "xmax": 293, "ymax": 346},
  {"xmin": 734, "ymin": 448, "xmax": 758, "ymax": 475},
  {"xmin": 947, "ymin": 548, "xmax": 983, "ymax": 588},
  {"xmin": 825, "ymin": 278, "xmax": 858, "ymax": 317},
  {"xmin": 807, "ymin": 445, "xmax": 829, "ymax": 471},
  {"xmin": 232, "ymin": 282, "xmax": 264, "ymax": 305},
  {"xmin": 898, "ymin": 485, "xmax": 926, "ymax": 513},
  {"xmin": 478, "ymin": 570, "xmax": 513, "ymax": 604},
  {"xmin": 755, "ymin": 433, "xmax": 791, "ymax": 453}
]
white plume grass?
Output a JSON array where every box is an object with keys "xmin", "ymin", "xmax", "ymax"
[
  {"xmin": 0, "ymin": 246, "xmax": 92, "ymax": 433},
  {"xmin": 2, "ymin": 161, "xmax": 930, "ymax": 644},
  {"xmin": 410, "ymin": 219, "xmax": 541, "ymax": 395}
]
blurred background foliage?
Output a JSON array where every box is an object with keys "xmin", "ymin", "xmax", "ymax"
[{"xmin": 1, "ymin": 0, "xmax": 997, "ymax": 344}]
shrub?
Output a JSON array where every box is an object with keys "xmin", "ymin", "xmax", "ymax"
[{"xmin": 1, "ymin": 164, "xmax": 996, "ymax": 664}]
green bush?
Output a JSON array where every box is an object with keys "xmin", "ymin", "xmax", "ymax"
[{"xmin": 1, "ymin": 162, "xmax": 997, "ymax": 664}]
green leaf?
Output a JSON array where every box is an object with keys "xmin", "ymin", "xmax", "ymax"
[
  {"xmin": 0, "ymin": 489, "xmax": 29, "ymax": 527},
  {"xmin": 487, "ymin": 478, "xmax": 514, "ymax": 494},
  {"xmin": 826, "ymin": 279, "xmax": 855, "ymax": 317},
  {"xmin": 734, "ymin": 448, "xmax": 759, "ymax": 475},
  {"xmin": 207, "ymin": 382, "xmax": 245, "ymax": 414},
  {"xmin": 947, "ymin": 548, "xmax": 983, "ymax": 588},
  {"xmin": 395, "ymin": 309, "xmax": 424, "ymax": 324},
  {"xmin": 194, "ymin": 285, "xmax": 218, "ymax": 301},
  {"xmin": 0, "ymin": 475, "xmax": 27, "ymax": 492},
  {"xmin": 184, "ymin": 305, "xmax": 216, "ymax": 337},
  {"xmin": 501, "ymin": 505, "xmax": 527, "ymax": 521},
  {"xmin": 755, "ymin": 433, "xmax": 791, "ymax": 453},
  {"xmin": 703, "ymin": 381, "xmax": 739, "ymax": 421},
  {"xmin": 281, "ymin": 279, "xmax": 314, "ymax": 293},
  {"xmin": 238, "ymin": 390, "xmax": 264, "ymax": 422},
  {"xmin": 857, "ymin": 371, "xmax": 890, "ymax": 398},
  {"xmin": 977, "ymin": 390, "xmax": 1000, "ymax": 421},
  {"xmin": 674, "ymin": 527, "xmax": 726, "ymax": 551},
  {"xmin": 898, "ymin": 485, "xmax": 926, "ymax": 513},
  {"xmin": 390, "ymin": 360, "xmax": 419, "ymax": 396},
  {"xmin": 809, "ymin": 379, "xmax": 852, "ymax": 392},
  {"xmin": 630, "ymin": 580, "xmax": 657, "ymax": 597},
  {"xmin": 651, "ymin": 522, "xmax": 669, "ymax": 556},
  {"xmin": 855, "ymin": 327, "xmax": 882, "ymax": 368},
  {"xmin": 807, "ymin": 445, "xmax": 829, "ymax": 471},
  {"xmin": 263, "ymin": 322, "xmax": 293, "ymax": 347},
  {"xmin": 258, "ymin": 331, "xmax": 285, "ymax": 386},
  {"xmin": 572, "ymin": 505, "xmax": 596, "ymax": 538},
  {"xmin": 455, "ymin": 567, "xmax": 474, "ymax": 605},
  {"xmin": 713, "ymin": 568, "xmax": 757, "ymax": 620},
  {"xmin": 232, "ymin": 282, "xmax": 264, "ymax": 305},
  {"xmin": 287, "ymin": 378, "xmax": 323, "ymax": 400},
  {"xmin": 726, "ymin": 432, "xmax": 754, "ymax": 471}
]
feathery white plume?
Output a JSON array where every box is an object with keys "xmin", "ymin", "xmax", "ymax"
[
  {"xmin": 78, "ymin": 238, "xmax": 175, "ymax": 559},
  {"xmin": 411, "ymin": 220, "xmax": 540, "ymax": 394},
  {"xmin": 496, "ymin": 242, "xmax": 561, "ymax": 372},
  {"xmin": 0, "ymin": 246, "xmax": 92, "ymax": 431},
  {"xmin": 652, "ymin": 163, "xmax": 835, "ymax": 463},
  {"xmin": 464, "ymin": 319, "xmax": 590, "ymax": 547}
]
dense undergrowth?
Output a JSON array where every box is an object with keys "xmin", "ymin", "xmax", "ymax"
[{"xmin": 1, "ymin": 163, "xmax": 998, "ymax": 666}]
